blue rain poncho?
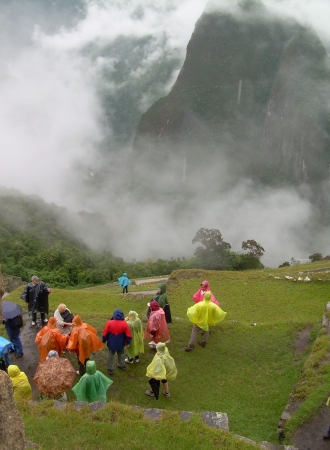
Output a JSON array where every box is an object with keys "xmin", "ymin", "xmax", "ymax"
[
  {"xmin": 187, "ymin": 292, "xmax": 227, "ymax": 332},
  {"xmin": 72, "ymin": 360, "xmax": 113, "ymax": 403},
  {"xmin": 146, "ymin": 343, "xmax": 177, "ymax": 381},
  {"xmin": 118, "ymin": 273, "xmax": 131, "ymax": 288}
]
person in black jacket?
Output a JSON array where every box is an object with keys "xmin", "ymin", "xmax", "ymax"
[
  {"xmin": 20, "ymin": 275, "xmax": 51, "ymax": 326},
  {"xmin": 3, "ymin": 316, "xmax": 24, "ymax": 358}
]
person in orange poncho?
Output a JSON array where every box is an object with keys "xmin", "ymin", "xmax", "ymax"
[
  {"xmin": 144, "ymin": 301, "xmax": 170, "ymax": 349},
  {"xmin": 35, "ymin": 317, "xmax": 67, "ymax": 363},
  {"xmin": 66, "ymin": 315, "xmax": 104, "ymax": 375}
]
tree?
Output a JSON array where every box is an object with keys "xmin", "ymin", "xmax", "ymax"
[
  {"xmin": 192, "ymin": 228, "xmax": 231, "ymax": 270},
  {"xmin": 309, "ymin": 253, "xmax": 323, "ymax": 262},
  {"xmin": 241, "ymin": 240, "xmax": 265, "ymax": 259}
]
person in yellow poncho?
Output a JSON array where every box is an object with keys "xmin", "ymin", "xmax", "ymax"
[
  {"xmin": 145, "ymin": 342, "xmax": 177, "ymax": 399},
  {"xmin": 125, "ymin": 311, "xmax": 144, "ymax": 363},
  {"xmin": 185, "ymin": 292, "xmax": 227, "ymax": 352},
  {"xmin": 8, "ymin": 365, "xmax": 33, "ymax": 401}
]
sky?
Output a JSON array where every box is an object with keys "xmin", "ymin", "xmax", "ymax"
[{"xmin": 0, "ymin": 0, "xmax": 329, "ymax": 265}]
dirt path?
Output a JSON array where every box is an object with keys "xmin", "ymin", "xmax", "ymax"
[{"xmin": 291, "ymin": 406, "xmax": 330, "ymax": 449}]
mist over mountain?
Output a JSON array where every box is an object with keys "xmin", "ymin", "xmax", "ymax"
[
  {"xmin": 132, "ymin": 1, "xmax": 330, "ymax": 201},
  {"xmin": 1, "ymin": 0, "xmax": 330, "ymax": 266}
]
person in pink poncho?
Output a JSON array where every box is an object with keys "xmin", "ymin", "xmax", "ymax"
[
  {"xmin": 144, "ymin": 301, "xmax": 170, "ymax": 349},
  {"xmin": 192, "ymin": 280, "xmax": 220, "ymax": 306}
]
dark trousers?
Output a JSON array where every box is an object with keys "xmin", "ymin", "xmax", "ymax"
[
  {"xmin": 78, "ymin": 356, "xmax": 90, "ymax": 376},
  {"xmin": 123, "ymin": 286, "xmax": 128, "ymax": 293},
  {"xmin": 32, "ymin": 312, "xmax": 46, "ymax": 322}
]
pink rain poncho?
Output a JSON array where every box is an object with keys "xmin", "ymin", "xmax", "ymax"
[{"xmin": 192, "ymin": 280, "xmax": 220, "ymax": 306}]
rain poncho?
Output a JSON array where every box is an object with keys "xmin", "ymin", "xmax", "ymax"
[
  {"xmin": 146, "ymin": 343, "xmax": 177, "ymax": 381},
  {"xmin": 192, "ymin": 280, "xmax": 220, "ymax": 306},
  {"xmin": 67, "ymin": 315, "xmax": 104, "ymax": 365},
  {"xmin": 126, "ymin": 311, "xmax": 144, "ymax": 359},
  {"xmin": 20, "ymin": 280, "xmax": 50, "ymax": 314},
  {"xmin": 8, "ymin": 365, "xmax": 32, "ymax": 401},
  {"xmin": 187, "ymin": 292, "xmax": 227, "ymax": 331},
  {"xmin": 72, "ymin": 360, "xmax": 113, "ymax": 403},
  {"xmin": 144, "ymin": 302, "xmax": 170, "ymax": 344},
  {"xmin": 152, "ymin": 283, "xmax": 172, "ymax": 323},
  {"xmin": 35, "ymin": 317, "xmax": 67, "ymax": 362},
  {"xmin": 118, "ymin": 273, "xmax": 131, "ymax": 288},
  {"xmin": 152, "ymin": 283, "xmax": 169, "ymax": 309}
]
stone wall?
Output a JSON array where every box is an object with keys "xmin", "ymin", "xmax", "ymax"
[{"xmin": 0, "ymin": 371, "xmax": 25, "ymax": 450}]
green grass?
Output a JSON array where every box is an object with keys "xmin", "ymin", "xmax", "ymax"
[
  {"xmin": 3, "ymin": 261, "xmax": 330, "ymax": 448},
  {"xmin": 18, "ymin": 401, "xmax": 259, "ymax": 450}
]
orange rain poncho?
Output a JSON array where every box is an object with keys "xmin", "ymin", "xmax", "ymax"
[
  {"xmin": 66, "ymin": 315, "xmax": 104, "ymax": 365},
  {"xmin": 187, "ymin": 292, "xmax": 227, "ymax": 332},
  {"xmin": 35, "ymin": 317, "xmax": 67, "ymax": 362},
  {"xmin": 144, "ymin": 302, "xmax": 170, "ymax": 344}
]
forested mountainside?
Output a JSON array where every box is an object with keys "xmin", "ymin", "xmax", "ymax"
[
  {"xmin": 130, "ymin": 1, "xmax": 330, "ymax": 218},
  {"xmin": 0, "ymin": 189, "xmax": 185, "ymax": 286}
]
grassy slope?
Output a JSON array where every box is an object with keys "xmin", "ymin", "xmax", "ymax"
[{"xmin": 4, "ymin": 261, "xmax": 330, "ymax": 448}]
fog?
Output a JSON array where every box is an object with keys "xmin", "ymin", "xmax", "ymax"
[{"xmin": 0, "ymin": 0, "xmax": 329, "ymax": 266}]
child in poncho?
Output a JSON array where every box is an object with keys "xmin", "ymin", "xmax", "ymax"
[
  {"xmin": 8, "ymin": 365, "xmax": 32, "ymax": 401},
  {"xmin": 185, "ymin": 292, "xmax": 227, "ymax": 351},
  {"xmin": 72, "ymin": 360, "xmax": 113, "ymax": 403},
  {"xmin": 145, "ymin": 342, "xmax": 177, "ymax": 399},
  {"xmin": 125, "ymin": 311, "xmax": 144, "ymax": 363}
]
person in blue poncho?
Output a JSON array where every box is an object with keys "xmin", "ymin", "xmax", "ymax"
[{"xmin": 118, "ymin": 273, "xmax": 131, "ymax": 294}]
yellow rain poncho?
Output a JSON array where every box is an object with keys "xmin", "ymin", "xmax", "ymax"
[
  {"xmin": 146, "ymin": 342, "xmax": 177, "ymax": 381},
  {"xmin": 8, "ymin": 365, "xmax": 33, "ymax": 401},
  {"xmin": 187, "ymin": 292, "xmax": 227, "ymax": 331},
  {"xmin": 126, "ymin": 311, "xmax": 144, "ymax": 359}
]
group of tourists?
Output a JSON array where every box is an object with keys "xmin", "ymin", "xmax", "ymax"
[{"xmin": 3, "ymin": 274, "xmax": 227, "ymax": 403}]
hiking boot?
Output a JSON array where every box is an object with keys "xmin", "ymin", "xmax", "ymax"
[
  {"xmin": 198, "ymin": 341, "xmax": 206, "ymax": 348},
  {"xmin": 145, "ymin": 390, "xmax": 155, "ymax": 397},
  {"xmin": 125, "ymin": 358, "xmax": 134, "ymax": 364},
  {"xmin": 117, "ymin": 364, "xmax": 126, "ymax": 371},
  {"xmin": 31, "ymin": 321, "xmax": 36, "ymax": 326},
  {"xmin": 323, "ymin": 433, "xmax": 330, "ymax": 440},
  {"xmin": 108, "ymin": 370, "xmax": 113, "ymax": 376},
  {"xmin": 16, "ymin": 353, "xmax": 24, "ymax": 359},
  {"xmin": 163, "ymin": 390, "xmax": 170, "ymax": 398},
  {"xmin": 185, "ymin": 345, "xmax": 194, "ymax": 352}
]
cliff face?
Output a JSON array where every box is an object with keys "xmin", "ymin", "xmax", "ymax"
[
  {"xmin": 260, "ymin": 30, "xmax": 330, "ymax": 185},
  {"xmin": 131, "ymin": 2, "xmax": 330, "ymax": 203}
]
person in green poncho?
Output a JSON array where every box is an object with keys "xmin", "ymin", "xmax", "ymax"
[
  {"xmin": 185, "ymin": 292, "xmax": 227, "ymax": 352},
  {"xmin": 151, "ymin": 282, "xmax": 172, "ymax": 323},
  {"xmin": 72, "ymin": 360, "xmax": 113, "ymax": 403},
  {"xmin": 125, "ymin": 311, "xmax": 144, "ymax": 364}
]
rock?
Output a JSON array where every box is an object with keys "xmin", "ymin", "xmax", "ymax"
[
  {"xmin": 201, "ymin": 411, "xmax": 229, "ymax": 431},
  {"xmin": 0, "ymin": 371, "xmax": 25, "ymax": 450},
  {"xmin": 143, "ymin": 408, "xmax": 163, "ymax": 421}
]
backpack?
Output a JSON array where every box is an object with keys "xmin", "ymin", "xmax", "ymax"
[{"xmin": 15, "ymin": 315, "xmax": 24, "ymax": 328}]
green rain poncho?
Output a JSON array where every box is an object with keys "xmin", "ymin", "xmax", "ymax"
[
  {"xmin": 187, "ymin": 292, "xmax": 227, "ymax": 332},
  {"xmin": 126, "ymin": 311, "xmax": 144, "ymax": 359},
  {"xmin": 146, "ymin": 343, "xmax": 177, "ymax": 381},
  {"xmin": 153, "ymin": 283, "xmax": 169, "ymax": 309},
  {"xmin": 72, "ymin": 360, "xmax": 113, "ymax": 403}
]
